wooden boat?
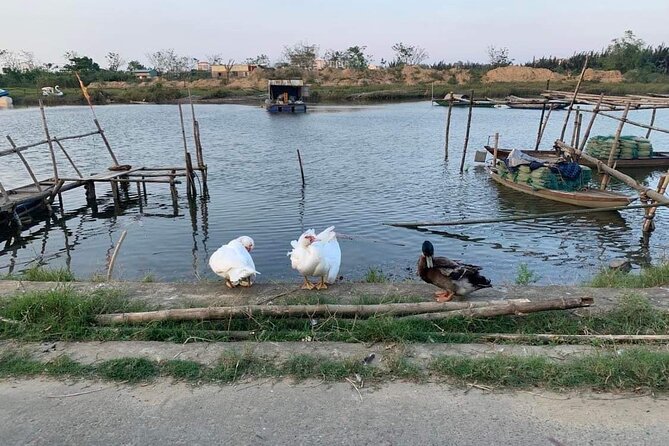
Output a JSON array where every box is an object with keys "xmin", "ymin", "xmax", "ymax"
[
  {"xmin": 484, "ymin": 146, "xmax": 669, "ymax": 169},
  {"xmin": 506, "ymin": 102, "xmax": 567, "ymax": 110},
  {"xmin": 433, "ymin": 93, "xmax": 495, "ymax": 108},
  {"xmin": 487, "ymin": 167, "xmax": 635, "ymax": 208}
]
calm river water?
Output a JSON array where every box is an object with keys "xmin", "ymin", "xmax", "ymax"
[{"xmin": 1, "ymin": 102, "xmax": 667, "ymax": 284}]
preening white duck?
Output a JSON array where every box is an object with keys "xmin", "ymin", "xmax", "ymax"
[
  {"xmin": 288, "ymin": 226, "xmax": 341, "ymax": 290},
  {"xmin": 209, "ymin": 236, "xmax": 259, "ymax": 288}
]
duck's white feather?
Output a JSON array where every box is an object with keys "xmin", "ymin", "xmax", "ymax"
[
  {"xmin": 209, "ymin": 238, "xmax": 259, "ymax": 285},
  {"xmin": 288, "ymin": 226, "xmax": 341, "ymax": 283}
]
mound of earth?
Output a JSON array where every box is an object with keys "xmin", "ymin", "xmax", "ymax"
[
  {"xmin": 483, "ymin": 66, "xmax": 566, "ymax": 83},
  {"xmin": 583, "ymin": 69, "xmax": 623, "ymax": 83}
]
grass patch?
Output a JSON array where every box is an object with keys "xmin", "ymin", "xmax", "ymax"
[
  {"xmin": 3, "ymin": 266, "xmax": 75, "ymax": 282},
  {"xmin": 363, "ymin": 267, "xmax": 388, "ymax": 283},
  {"xmin": 97, "ymin": 358, "xmax": 159, "ymax": 382},
  {"xmin": 430, "ymin": 349, "xmax": 669, "ymax": 391},
  {"xmin": 162, "ymin": 360, "xmax": 204, "ymax": 381},
  {"xmin": 589, "ymin": 262, "xmax": 669, "ymax": 288},
  {"xmin": 515, "ymin": 263, "xmax": 540, "ymax": 285}
]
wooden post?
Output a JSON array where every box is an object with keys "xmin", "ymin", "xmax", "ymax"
[
  {"xmin": 536, "ymin": 106, "xmax": 553, "ymax": 150},
  {"xmin": 444, "ymin": 92, "xmax": 453, "ymax": 159},
  {"xmin": 574, "ymin": 112, "xmax": 583, "ymax": 150},
  {"xmin": 92, "ymin": 119, "xmax": 120, "ymax": 166},
  {"xmin": 110, "ymin": 180, "xmax": 120, "ymax": 211},
  {"xmin": 459, "ymin": 89, "xmax": 474, "ymax": 173},
  {"xmin": 53, "ymin": 139, "xmax": 83, "ymax": 178},
  {"xmin": 0, "ymin": 179, "xmax": 9, "ymax": 202},
  {"xmin": 297, "ymin": 149, "xmax": 306, "ymax": 187},
  {"xmin": 642, "ymin": 171, "xmax": 669, "ymax": 233},
  {"xmin": 169, "ymin": 169, "xmax": 178, "ymax": 210},
  {"xmin": 38, "ymin": 100, "xmax": 59, "ymax": 182},
  {"xmin": 142, "ymin": 176, "xmax": 147, "ymax": 199},
  {"xmin": 559, "ymin": 56, "xmax": 589, "ymax": 141},
  {"xmin": 577, "ymin": 94, "xmax": 604, "ymax": 154},
  {"xmin": 84, "ymin": 181, "xmax": 96, "ymax": 202},
  {"xmin": 188, "ymin": 90, "xmax": 204, "ymax": 168},
  {"xmin": 6, "ymin": 135, "xmax": 42, "ymax": 191},
  {"xmin": 600, "ymin": 102, "xmax": 630, "ymax": 190},
  {"xmin": 534, "ymin": 102, "xmax": 547, "ymax": 150},
  {"xmin": 492, "ymin": 132, "xmax": 500, "ymax": 166},
  {"xmin": 178, "ymin": 102, "xmax": 195, "ymax": 199},
  {"xmin": 185, "ymin": 152, "xmax": 197, "ymax": 197},
  {"xmin": 646, "ymin": 108, "xmax": 657, "ymax": 139}
]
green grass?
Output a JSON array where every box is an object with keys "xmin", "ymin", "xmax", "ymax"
[
  {"xmin": 1, "ymin": 290, "xmax": 667, "ymax": 345},
  {"xmin": 589, "ymin": 262, "xmax": 669, "ymax": 288},
  {"xmin": 431, "ymin": 349, "xmax": 669, "ymax": 391},
  {"xmin": 3, "ymin": 266, "xmax": 75, "ymax": 282},
  {"xmin": 2, "ymin": 349, "xmax": 668, "ymax": 391},
  {"xmin": 515, "ymin": 263, "xmax": 541, "ymax": 285},
  {"xmin": 363, "ymin": 267, "xmax": 389, "ymax": 283}
]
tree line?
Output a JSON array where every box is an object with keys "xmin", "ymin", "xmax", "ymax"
[{"xmin": 1, "ymin": 31, "xmax": 667, "ymax": 88}]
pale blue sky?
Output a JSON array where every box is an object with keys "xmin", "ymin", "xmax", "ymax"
[{"xmin": 2, "ymin": 0, "xmax": 668, "ymax": 67}]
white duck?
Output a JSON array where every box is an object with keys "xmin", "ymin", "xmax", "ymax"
[
  {"xmin": 288, "ymin": 226, "xmax": 341, "ymax": 290},
  {"xmin": 209, "ymin": 236, "xmax": 260, "ymax": 288}
]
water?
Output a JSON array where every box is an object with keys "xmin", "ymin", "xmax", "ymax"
[{"xmin": 1, "ymin": 102, "xmax": 667, "ymax": 284}]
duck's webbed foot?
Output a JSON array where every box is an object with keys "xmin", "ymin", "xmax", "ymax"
[
  {"xmin": 225, "ymin": 279, "xmax": 235, "ymax": 289},
  {"xmin": 434, "ymin": 290, "xmax": 455, "ymax": 302},
  {"xmin": 301, "ymin": 276, "xmax": 315, "ymax": 290},
  {"xmin": 315, "ymin": 277, "xmax": 328, "ymax": 290},
  {"xmin": 240, "ymin": 278, "xmax": 252, "ymax": 287}
]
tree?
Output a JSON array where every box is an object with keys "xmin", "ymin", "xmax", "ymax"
[
  {"xmin": 245, "ymin": 54, "xmax": 271, "ymax": 67},
  {"xmin": 106, "ymin": 52, "xmax": 125, "ymax": 71},
  {"xmin": 602, "ymin": 30, "xmax": 646, "ymax": 72},
  {"xmin": 146, "ymin": 49, "xmax": 194, "ymax": 76},
  {"xmin": 344, "ymin": 46, "xmax": 371, "ymax": 70},
  {"xmin": 283, "ymin": 42, "xmax": 319, "ymax": 69},
  {"xmin": 127, "ymin": 60, "xmax": 146, "ymax": 71},
  {"xmin": 324, "ymin": 49, "xmax": 346, "ymax": 68},
  {"xmin": 206, "ymin": 53, "xmax": 222, "ymax": 65},
  {"xmin": 223, "ymin": 59, "xmax": 235, "ymax": 82},
  {"xmin": 487, "ymin": 45, "xmax": 513, "ymax": 67},
  {"xmin": 391, "ymin": 42, "xmax": 428, "ymax": 65},
  {"xmin": 63, "ymin": 55, "xmax": 100, "ymax": 73}
]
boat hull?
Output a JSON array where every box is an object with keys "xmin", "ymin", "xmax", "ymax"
[
  {"xmin": 266, "ymin": 103, "xmax": 307, "ymax": 113},
  {"xmin": 506, "ymin": 103, "xmax": 567, "ymax": 110},
  {"xmin": 487, "ymin": 168, "xmax": 634, "ymax": 208},
  {"xmin": 433, "ymin": 99, "xmax": 495, "ymax": 108},
  {"xmin": 484, "ymin": 146, "xmax": 669, "ymax": 169}
]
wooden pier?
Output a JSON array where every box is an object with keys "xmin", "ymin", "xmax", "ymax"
[{"xmin": 0, "ymin": 98, "xmax": 207, "ymax": 232}]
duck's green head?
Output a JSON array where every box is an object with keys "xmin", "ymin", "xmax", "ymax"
[{"xmin": 422, "ymin": 240, "xmax": 434, "ymax": 268}]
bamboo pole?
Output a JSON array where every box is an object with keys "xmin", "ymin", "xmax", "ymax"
[
  {"xmin": 645, "ymin": 108, "xmax": 657, "ymax": 139},
  {"xmin": 555, "ymin": 140, "xmax": 669, "ymax": 204},
  {"xmin": 534, "ymin": 102, "xmax": 547, "ymax": 150},
  {"xmin": 95, "ymin": 299, "xmax": 555, "ymax": 325},
  {"xmin": 570, "ymin": 109, "xmax": 579, "ymax": 147},
  {"xmin": 177, "ymin": 102, "xmax": 195, "ymax": 199},
  {"xmin": 578, "ymin": 110, "xmax": 669, "ymax": 135},
  {"xmin": 444, "ymin": 92, "xmax": 453, "ymax": 159},
  {"xmin": 559, "ymin": 56, "xmax": 589, "ymax": 141},
  {"xmin": 0, "ymin": 179, "xmax": 9, "ymax": 202},
  {"xmin": 297, "ymin": 149, "xmax": 306, "ymax": 186},
  {"xmin": 573, "ymin": 112, "xmax": 583, "ymax": 150},
  {"xmin": 492, "ymin": 132, "xmax": 499, "ymax": 166},
  {"xmin": 577, "ymin": 94, "xmax": 604, "ymax": 153},
  {"xmin": 53, "ymin": 139, "xmax": 83, "ymax": 178},
  {"xmin": 38, "ymin": 100, "xmax": 59, "ymax": 181},
  {"xmin": 0, "ymin": 139, "xmax": 49, "ymax": 157},
  {"xmin": 459, "ymin": 89, "xmax": 475, "ymax": 173},
  {"xmin": 642, "ymin": 172, "xmax": 669, "ymax": 233},
  {"xmin": 6, "ymin": 135, "xmax": 42, "ymax": 191},
  {"xmin": 401, "ymin": 297, "xmax": 593, "ymax": 320},
  {"xmin": 92, "ymin": 119, "xmax": 120, "ymax": 166},
  {"xmin": 536, "ymin": 106, "xmax": 554, "ymax": 150},
  {"xmin": 600, "ymin": 102, "xmax": 631, "ymax": 190},
  {"xmin": 384, "ymin": 202, "xmax": 668, "ymax": 228},
  {"xmin": 107, "ymin": 229, "xmax": 128, "ymax": 281}
]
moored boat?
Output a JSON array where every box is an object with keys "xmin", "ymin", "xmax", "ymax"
[{"xmin": 433, "ymin": 93, "xmax": 495, "ymax": 108}]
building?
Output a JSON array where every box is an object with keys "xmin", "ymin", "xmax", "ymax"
[
  {"xmin": 314, "ymin": 58, "xmax": 327, "ymax": 70},
  {"xmin": 132, "ymin": 69, "xmax": 157, "ymax": 80},
  {"xmin": 211, "ymin": 64, "xmax": 258, "ymax": 79},
  {"xmin": 197, "ymin": 61, "xmax": 211, "ymax": 71}
]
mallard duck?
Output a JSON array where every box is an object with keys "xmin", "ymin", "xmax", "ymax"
[
  {"xmin": 417, "ymin": 240, "xmax": 491, "ymax": 301},
  {"xmin": 288, "ymin": 226, "xmax": 341, "ymax": 290},
  {"xmin": 209, "ymin": 236, "xmax": 260, "ymax": 288}
]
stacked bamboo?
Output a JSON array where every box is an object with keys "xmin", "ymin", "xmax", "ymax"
[
  {"xmin": 543, "ymin": 90, "xmax": 669, "ymax": 109},
  {"xmin": 95, "ymin": 297, "xmax": 594, "ymax": 325}
]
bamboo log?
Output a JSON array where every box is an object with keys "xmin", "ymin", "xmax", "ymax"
[
  {"xmin": 646, "ymin": 108, "xmax": 657, "ymax": 139},
  {"xmin": 177, "ymin": 102, "xmax": 195, "ymax": 199},
  {"xmin": 93, "ymin": 119, "xmax": 120, "ymax": 166},
  {"xmin": 384, "ymin": 202, "xmax": 668, "ymax": 228},
  {"xmin": 0, "ymin": 139, "xmax": 48, "ymax": 157},
  {"xmin": 534, "ymin": 102, "xmax": 547, "ymax": 150},
  {"xmin": 38, "ymin": 100, "xmax": 59, "ymax": 181},
  {"xmin": 643, "ymin": 172, "xmax": 669, "ymax": 233},
  {"xmin": 401, "ymin": 297, "xmax": 593, "ymax": 320},
  {"xmin": 459, "ymin": 89, "xmax": 475, "ymax": 173},
  {"xmin": 444, "ymin": 92, "xmax": 453, "ymax": 158},
  {"xmin": 53, "ymin": 139, "xmax": 83, "ymax": 178},
  {"xmin": 107, "ymin": 229, "xmax": 128, "ymax": 281},
  {"xmin": 6, "ymin": 135, "xmax": 42, "ymax": 191},
  {"xmin": 577, "ymin": 94, "xmax": 604, "ymax": 153},
  {"xmin": 54, "ymin": 129, "xmax": 101, "ymax": 143},
  {"xmin": 95, "ymin": 300, "xmax": 534, "ymax": 325},
  {"xmin": 559, "ymin": 56, "xmax": 589, "ymax": 141},
  {"xmin": 535, "ymin": 106, "xmax": 553, "ymax": 149},
  {"xmin": 601, "ymin": 102, "xmax": 631, "ymax": 190},
  {"xmin": 555, "ymin": 140, "xmax": 669, "ymax": 204}
]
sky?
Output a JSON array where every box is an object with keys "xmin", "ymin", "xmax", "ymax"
[{"xmin": 2, "ymin": 0, "xmax": 668, "ymax": 68}]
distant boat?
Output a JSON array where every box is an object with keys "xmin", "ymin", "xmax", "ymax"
[
  {"xmin": 0, "ymin": 89, "xmax": 13, "ymax": 108},
  {"xmin": 265, "ymin": 80, "xmax": 308, "ymax": 113},
  {"xmin": 433, "ymin": 93, "xmax": 495, "ymax": 108}
]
